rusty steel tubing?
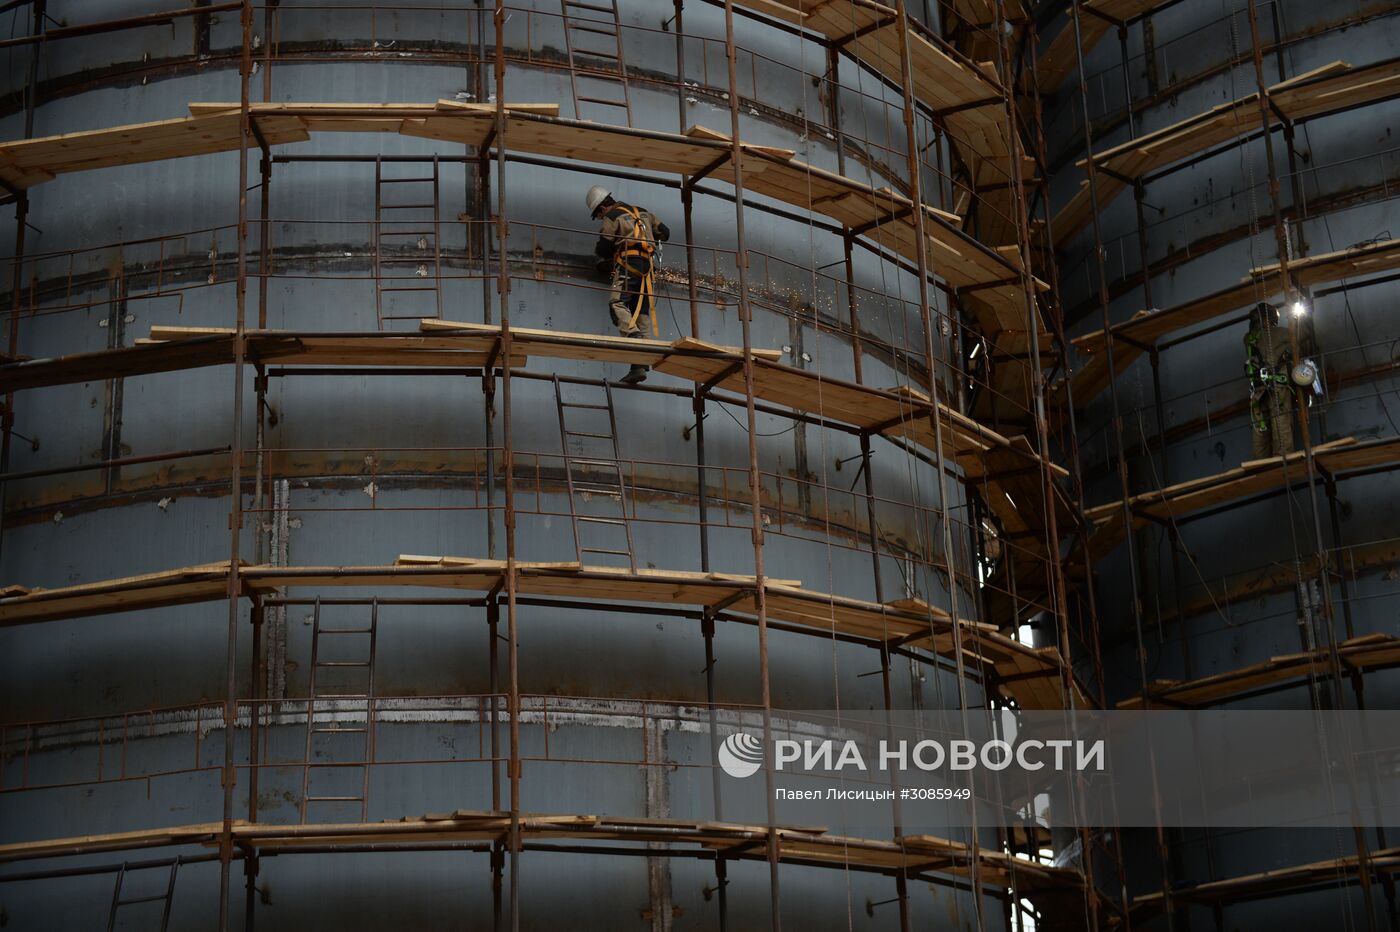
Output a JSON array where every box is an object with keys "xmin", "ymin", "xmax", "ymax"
[
  {"xmin": 487, "ymin": 5, "xmax": 525, "ymax": 930},
  {"xmin": 993, "ymin": 3, "xmax": 1106, "ymax": 927},
  {"xmin": 890, "ymin": 2, "xmax": 984, "ymax": 925},
  {"xmin": 217, "ymin": 3, "xmax": 255, "ymax": 929},
  {"xmin": 1068, "ymin": 1, "xmax": 1180, "ymax": 925},
  {"xmin": 719, "ymin": 1, "xmax": 784, "ymax": 925},
  {"xmin": 1025, "ymin": 13, "xmax": 1135, "ymax": 923}
]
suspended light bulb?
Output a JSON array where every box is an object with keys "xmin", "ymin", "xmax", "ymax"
[{"xmin": 1291, "ymin": 299, "xmax": 1308, "ymax": 318}]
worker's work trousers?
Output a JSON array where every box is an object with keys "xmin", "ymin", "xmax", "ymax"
[
  {"xmin": 608, "ymin": 258, "xmax": 651, "ymax": 337},
  {"xmin": 1250, "ymin": 385, "xmax": 1295, "ymax": 459}
]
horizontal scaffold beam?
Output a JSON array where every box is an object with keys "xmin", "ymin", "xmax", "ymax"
[
  {"xmin": 1064, "ymin": 237, "xmax": 1400, "ymax": 407},
  {"xmin": 0, "ymin": 101, "xmax": 1043, "ymax": 329},
  {"xmin": 0, "ymin": 320, "xmax": 1067, "ymax": 552},
  {"xmin": 740, "ymin": 0, "xmax": 1002, "ymax": 118},
  {"xmin": 736, "ymin": 0, "xmax": 1038, "ymax": 249},
  {"xmin": 1053, "ymin": 57, "xmax": 1400, "ymax": 244},
  {"xmin": 0, "ymin": 556, "xmax": 1090, "ymax": 710},
  {"xmin": 1036, "ymin": 0, "xmax": 1169, "ymax": 90},
  {"xmin": 1083, "ymin": 435, "xmax": 1400, "ymax": 558},
  {"xmin": 1117, "ymin": 633, "xmax": 1400, "ymax": 709},
  {"xmin": 1131, "ymin": 843, "xmax": 1400, "ymax": 916},
  {"xmin": 1168, "ymin": 536, "xmax": 1400, "ymax": 627},
  {"xmin": 0, "ymin": 809, "xmax": 1084, "ymax": 899}
]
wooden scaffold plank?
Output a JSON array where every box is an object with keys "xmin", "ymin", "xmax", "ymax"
[
  {"xmin": 1064, "ymin": 237, "xmax": 1400, "ymax": 407},
  {"xmin": 1053, "ymin": 57, "xmax": 1400, "ymax": 245},
  {"xmin": 0, "ymin": 555, "xmax": 1087, "ymax": 710}
]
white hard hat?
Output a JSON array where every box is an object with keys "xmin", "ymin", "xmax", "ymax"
[{"xmin": 585, "ymin": 184, "xmax": 611, "ymax": 213}]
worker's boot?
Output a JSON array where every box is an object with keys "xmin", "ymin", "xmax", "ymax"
[{"xmin": 621, "ymin": 330, "xmax": 648, "ymax": 384}]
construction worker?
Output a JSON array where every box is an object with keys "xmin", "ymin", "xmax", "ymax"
[
  {"xmin": 586, "ymin": 184, "xmax": 670, "ymax": 384},
  {"xmin": 1244, "ymin": 301, "xmax": 1295, "ymax": 459}
]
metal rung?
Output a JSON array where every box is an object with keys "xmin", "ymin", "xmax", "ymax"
[
  {"xmin": 565, "ymin": 430, "xmax": 616, "ymax": 440},
  {"xmin": 378, "ymin": 229, "xmax": 438, "ymax": 235},
  {"xmin": 578, "ymin": 97, "xmax": 628, "ymax": 108},
  {"xmin": 115, "ymin": 895, "xmax": 170, "ymax": 907},
  {"xmin": 318, "ymin": 627, "xmax": 374, "ymax": 635},
  {"xmin": 380, "ymin": 286, "xmax": 440, "ymax": 293},
  {"xmin": 379, "ymin": 176, "xmax": 435, "ymax": 183},
  {"xmin": 574, "ymin": 482, "xmax": 622, "ymax": 493},
  {"xmin": 378, "ymin": 256, "xmax": 436, "ymax": 264},
  {"xmin": 568, "ymin": 23, "xmax": 619, "ymax": 36},
  {"xmin": 312, "ymin": 692, "xmax": 370, "ymax": 700},
  {"xmin": 379, "ymin": 202, "xmax": 436, "ymax": 209},
  {"xmin": 573, "ymin": 47, "xmax": 620, "ymax": 59},
  {"xmin": 560, "ymin": 401, "xmax": 610, "ymax": 410},
  {"xmin": 565, "ymin": 0, "xmax": 615, "ymax": 11},
  {"xmin": 576, "ymin": 66, "xmax": 625, "ymax": 78},
  {"xmin": 578, "ymin": 516, "xmax": 626, "ymax": 526},
  {"xmin": 581, "ymin": 547, "xmax": 632, "ymax": 556},
  {"xmin": 569, "ymin": 457, "xmax": 622, "ymax": 467},
  {"xmin": 313, "ymin": 726, "xmax": 368, "ymax": 734},
  {"xmin": 315, "ymin": 660, "xmax": 371, "ymax": 668}
]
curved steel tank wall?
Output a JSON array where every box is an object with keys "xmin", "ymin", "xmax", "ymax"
[
  {"xmin": 0, "ymin": 2, "xmax": 1016, "ymax": 929},
  {"xmin": 1044, "ymin": 0, "xmax": 1400, "ymax": 928}
]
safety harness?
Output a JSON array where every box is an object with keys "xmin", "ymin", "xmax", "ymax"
[
  {"xmin": 610, "ymin": 204, "xmax": 659, "ymax": 335},
  {"xmin": 1245, "ymin": 328, "xmax": 1292, "ymax": 433}
]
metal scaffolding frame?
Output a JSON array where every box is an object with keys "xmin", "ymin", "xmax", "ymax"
[
  {"xmin": 1060, "ymin": 0, "xmax": 1400, "ymax": 928},
  {"xmin": 0, "ymin": 1, "xmax": 1147, "ymax": 929}
]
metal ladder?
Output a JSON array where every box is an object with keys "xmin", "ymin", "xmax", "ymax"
[
  {"xmin": 553, "ymin": 376, "xmax": 637, "ymax": 572},
  {"xmin": 106, "ymin": 858, "xmax": 181, "ymax": 931},
  {"xmin": 374, "ymin": 156, "xmax": 443, "ymax": 326},
  {"xmin": 559, "ymin": 0, "xmax": 633, "ymax": 126},
  {"xmin": 300, "ymin": 598, "xmax": 378, "ymax": 823}
]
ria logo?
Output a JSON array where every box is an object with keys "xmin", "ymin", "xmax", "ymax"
[{"xmin": 718, "ymin": 732, "xmax": 764, "ymax": 778}]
